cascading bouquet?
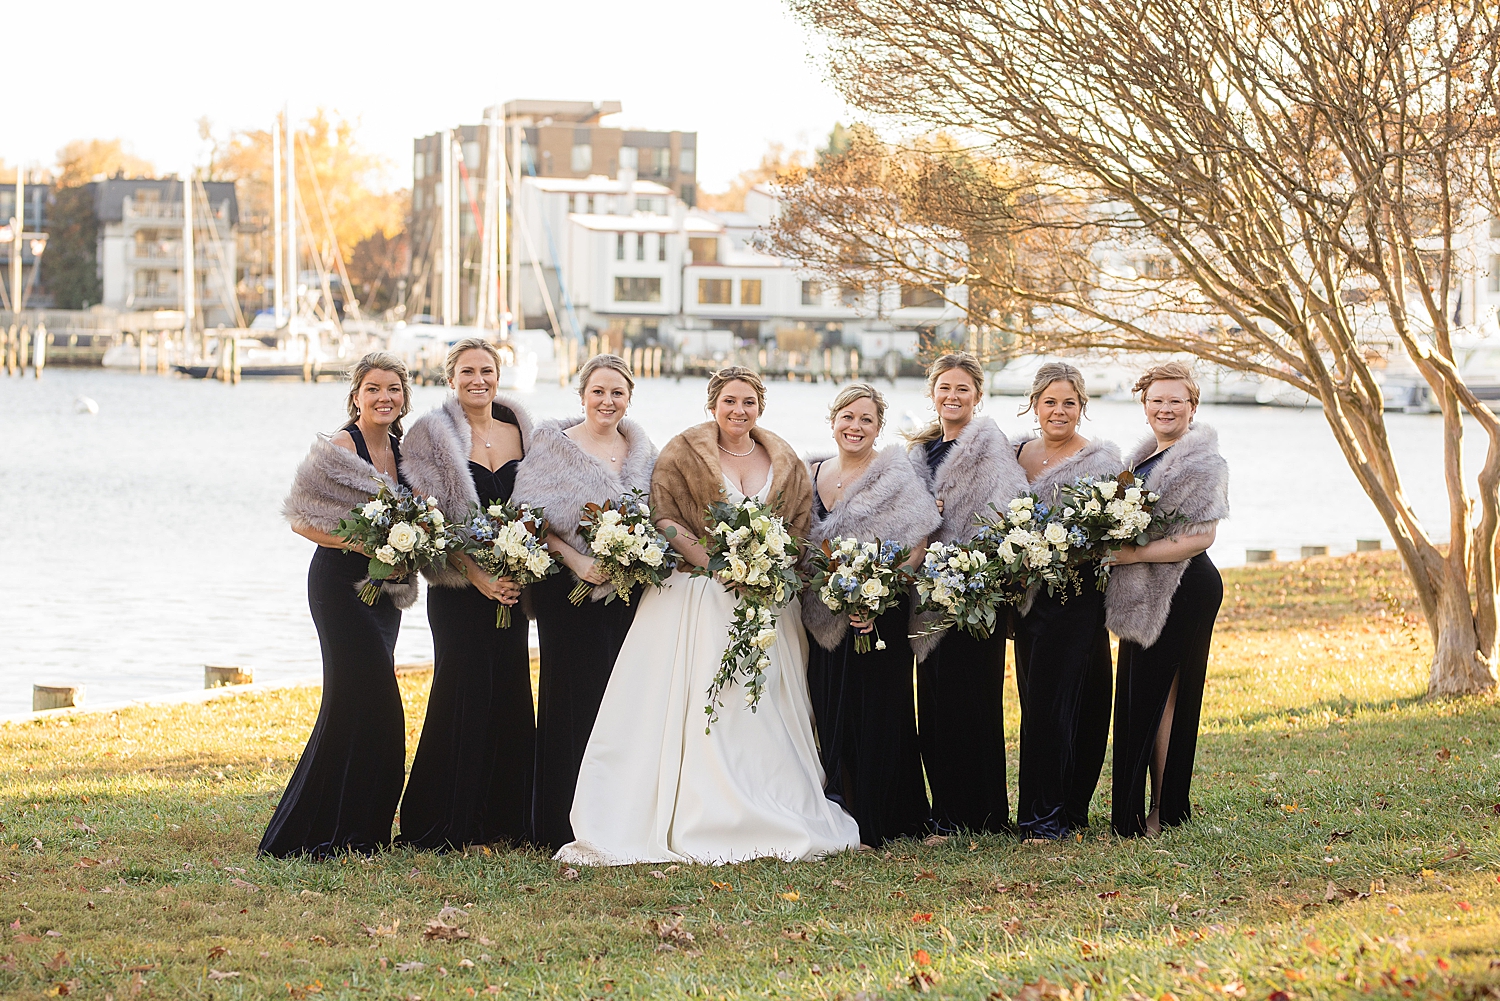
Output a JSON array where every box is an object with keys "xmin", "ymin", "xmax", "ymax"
[
  {"xmin": 1054, "ymin": 471, "xmax": 1160, "ymax": 588},
  {"xmin": 456, "ymin": 499, "xmax": 559, "ymax": 627},
  {"xmin": 697, "ymin": 499, "xmax": 803, "ymax": 730},
  {"xmin": 980, "ymin": 494, "xmax": 1086, "ymax": 598},
  {"xmin": 912, "ymin": 536, "xmax": 1020, "ymax": 641},
  {"xmin": 807, "ymin": 537, "xmax": 913, "ymax": 653},
  {"xmin": 335, "ymin": 481, "xmax": 455, "ymax": 604},
  {"xmin": 569, "ymin": 488, "xmax": 678, "ymax": 605}
]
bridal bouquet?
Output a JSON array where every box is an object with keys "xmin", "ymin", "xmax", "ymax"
[
  {"xmin": 456, "ymin": 499, "xmax": 559, "ymax": 627},
  {"xmin": 335, "ymin": 481, "xmax": 455, "ymax": 604},
  {"xmin": 912, "ymin": 538, "xmax": 1018, "ymax": 640},
  {"xmin": 808, "ymin": 537, "xmax": 913, "ymax": 653},
  {"xmin": 1054, "ymin": 472, "xmax": 1160, "ymax": 589},
  {"xmin": 569, "ymin": 488, "xmax": 678, "ymax": 605},
  {"xmin": 698, "ymin": 499, "xmax": 803, "ymax": 730}
]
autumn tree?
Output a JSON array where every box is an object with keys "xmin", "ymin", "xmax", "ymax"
[
  {"xmin": 54, "ymin": 139, "xmax": 154, "ymax": 188},
  {"xmin": 780, "ymin": 0, "xmax": 1500, "ymax": 695}
]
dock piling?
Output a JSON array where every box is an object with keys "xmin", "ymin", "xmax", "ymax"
[
  {"xmin": 204, "ymin": 665, "xmax": 253, "ymax": 688},
  {"xmin": 33, "ymin": 684, "xmax": 83, "ymax": 711}
]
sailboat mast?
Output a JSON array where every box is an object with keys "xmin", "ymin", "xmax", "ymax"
[
  {"xmin": 478, "ymin": 107, "xmax": 500, "ymax": 331},
  {"xmin": 11, "ymin": 167, "xmax": 22, "ymax": 315},
  {"xmin": 509, "ymin": 115, "xmax": 522, "ymax": 332},
  {"xmin": 182, "ymin": 168, "xmax": 195, "ymax": 332},
  {"xmin": 272, "ymin": 113, "xmax": 284, "ymax": 327},
  {"xmin": 440, "ymin": 128, "xmax": 454, "ymax": 326},
  {"xmin": 496, "ymin": 111, "xmax": 508, "ymax": 337},
  {"xmin": 285, "ymin": 102, "xmax": 297, "ymax": 324}
]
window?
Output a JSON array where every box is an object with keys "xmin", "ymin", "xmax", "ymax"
[
  {"xmin": 1491, "ymin": 217, "xmax": 1500, "ymax": 240},
  {"xmin": 900, "ymin": 284, "xmax": 945, "ymax": 308},
  {"xmin": 571, "ymin": 144, "xmax": 592, "ymax": 173},
  {"xmin": 680, "ymin": 149, "xmax": 696, "ymax": 173},
  {"xmin": 658, "ymin": 234, "xmax": 667, "ymax": 262},
  {"xmin": 801, "ymin": 280, "xmax": 821, "ymax": 306},
  {"xmin": 698, "ymin": 278, "xmax": 732, "ymax": 304},
  {"xmin": 740, "ymin": 279, "xmax": 762, "ymax": 306},
  {"xmin": 1490, "ymin": 255, "xmax": 1500, "ymax": 293},
  {"xmin": 462, "ymin": 141, "xmax": 480, "ymax": 167},
  {"xmin": 413, "ymin": 154, "xmax": 426, "ymax": 181},
  {"xmin": 616, "ymin": 233, "xmax": 625, "ymax": 261},
  {"xmin": 521, "ymin": 143, "xmax": 536, "ymax": 175},
  {"xmin": 614, "ymin": 276, "xmax": 662, "ymax": 302},
  {"xmin": 636, "ymin": 233, "xmax": 645, "ymax": 261},
  {"xmin": 680, "ymin": 183, "xmax": 696, "ymax": 207},
  {"xmin": 688, "ymin": 236, "xmax": 718, "ymax": 264},
  {"xmin": 840, "ymin": 284, "xmax": 861, "ymax": 307},
  {"xmin": 619, "ymin": 147, "xmax": 639, "ymax": 171}
]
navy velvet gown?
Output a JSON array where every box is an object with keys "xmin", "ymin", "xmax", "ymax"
[
  {"xmin": 397, "ymin": 449, "xmax": 535, "ymax": 850},
  {"xmin": 259, "ymin": 426, "xmax": 407, "ymax": 858}
]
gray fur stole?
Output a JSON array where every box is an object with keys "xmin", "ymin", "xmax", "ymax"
[
  {"xmin": 905, "ymin": 416, "xmax": 1031, "ymax": 661},
  {"xmin": 801, "ymin": 446, "xmax": 943, "ymax": 651},
  {"xmin": 282, "ymin": 434, "xmax": 419, "ymax": 609},
  {"xmin": 400, "ymin": 392, "xmax": 537, "ymax": 588},
  {"xmin": 1104, "ymin": 425, "xmax": 1229, "ymax": 646},
  {"xmin": 511, "ymin": 417, "xmax": 658, "ymax": 602},
  {"xmin": 1014, "ymin": 434, "xmax": 1124, "ymax": 617}
]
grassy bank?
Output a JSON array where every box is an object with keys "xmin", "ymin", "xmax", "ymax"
[{"xmin": 1, "ymin": 552, "xmax": 1496, "ymax": 1000}]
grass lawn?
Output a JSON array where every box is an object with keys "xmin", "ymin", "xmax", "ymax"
[{"xmin": 1, "ymin": 551, "xmax": 1497, "ymax": 1000}]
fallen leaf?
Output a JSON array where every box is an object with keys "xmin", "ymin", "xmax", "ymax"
[
  {"xmin": 422, "ymin": 920, "xmax": 470, "ymax": 942},
  {"xmin": 913, "ymin": 949, "xmax": 932, "ymax": 967},
  {"xmin": 44, "ymin": 950, "xmax": 68, "ymax": 972},
  {"xmin": 395, "ymin": 961, "xmax": 425, "ymax": 972},
  {"xmin": 779, "ymin": 891, "xmax": 799, "ymax": 902},
  {"xmin": 909, "ymin": 970, "xmax": 940, "ymax": 992},
  {"xmin": 911, "ymin": 912, "xmax": 933, "ymax": 923},
  {"xmin": 436, "ymin": 906, "xmax": 468, "ymax": 921},
  {"xmin": 308, "ymin": 935, "xmax": 329, "ymax": 946},
  {"xmin": 915, "ymin": 870, "xmax": 936, "ymax": 881},
  {"xmin": 648, "ymin": 870, "xmax": 667, "ymax": 879},
  {"xmin": 298, "ymin": 890, "xmax": 323, "ymax": 899},
  {"xmin": 781, "ymin": 928, "xmax": 810, "ymax": 941},
  {"xmin": 646, "ymin": 914, "xmax": 694, "ymax": 946},
  {"xmin": 14, "ymin": 935, "xmax": 42, "ymax": 944},
  {"xmin": 1436, "ymin": 748, "xmax": 1452, "ymax": 762},
  {"xmin": 363, "ymin": 921, "xmax": 399, "ymax": 938},
  {"xmin": 829, "ymin": 879, "xmax": 846, "ymax": 889},
  {"xmin": 560, "ymin": 867, "xmax": 579, "ymax": 881},
  {"xmin": 1015, "ymin": 977, "xmax": 1069, "ymax": 1000},
  {"xmin": 207, "ymin": 946, "xmax": 229, "ymax": 960},
  {"xmin": 921, "ymin": 834, "xmax": 947, "ymax": 846},
  {"xmin": 1457, "ymin": 901, "xmax": 1473, "ymax": 912},
  {"xmin": 1220, "ymin": 981, "xmax": 1247, "ymax": 998},
  {"xmin": 1267, "ymin": 991, "xmax": 1293, "ymax": 1001},
  {"xmin": 1097, "ymin": 890, "xmax": 1120, "ymax": 899},
  {"xmin": 1002, "ymin": 919, "xmax": 1023, "ymax": 934},
  {"xmin": 207, "ymin": 969, "xmax": 240, "ymax": 981},
  {"xmin": 710, "ymin": 880, "xmax": 733, "ymax": 891},
  {"xmin": 229, "ymin": 878, "xmax": 258, "ymax": 892},
  {"xmin": 75, "ymin": 858, "xmax": 99, "ymax": 869},
  {"xmin": 1439, "ymin": 845, "xmax": 1471, "ymax": 862},
  {"xmin": 44, "ymin": 930, "xmax": 62, "ymax": 938}
]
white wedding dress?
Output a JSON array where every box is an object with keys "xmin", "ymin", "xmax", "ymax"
[{"xmin": 556, "ymin": 473, "xmax": 861, "ymax": 866}]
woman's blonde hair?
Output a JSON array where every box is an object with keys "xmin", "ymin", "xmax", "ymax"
[
  {"xmin": 577, "ymin": 353, "xmax": 635, "ymax": 397},
  {"xmin": 907, "ymin": 352, "xmax": 985, "ymax": 446},
  {"xmin": 1022, "ymin": 361, "xmax": 1089, "ymax": 417},
  {"xmin": 444, "ymin": 336, "xmax": 503, "ymax": 383},
  {"xmin": 705, "ymin": 366, "xmax": 768, "ymax": 413},
  {"xmin": 345, "ymin": 351, "xmax": 413, "ymax": 437},
  {"xmin": 828, "ymin": 382, "xmax": 886, "ymax": 431},
  {"xmin": 1133, "ymin": 360, "xmax": 1200, "ymax": 407}
]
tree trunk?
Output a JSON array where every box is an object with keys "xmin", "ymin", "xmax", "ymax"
[{"xmin": 1427, "ymin": 573, "xmax": 1498, "ymax": 696}]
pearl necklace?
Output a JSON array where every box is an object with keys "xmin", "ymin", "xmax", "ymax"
[{"xmin": 718, "ymin": 440, "xmax": 755, "ymax": 457}]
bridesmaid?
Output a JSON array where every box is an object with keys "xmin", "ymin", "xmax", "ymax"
[
  {"xmin": 513, "ymin": 354, "xmax": 658, "ymax": 850},
  {"xmin": 262, "ymin": 352, "xmax": 417, "ymax": 857},
  {"xmin": 904, "ymin": 354, "xmax": 1028, "ymax": 836},
  {"xmin": 1105, "ymin": 363, "xmax": 1228, "ymax": 836},
  {"xmin": 397, "ymin": 336, "xmax": 535, "ymax": 850},
  {"xmin": 1012, "ymin": 362, "xmax": 1121, "ymax": 841},
  {"xmin": 805, "ymin": 383, "xmax": 940, "ymax": 846}
]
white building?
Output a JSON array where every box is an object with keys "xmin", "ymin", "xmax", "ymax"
[
  {"xmin": 515, "ymin": 178, "xmax": 966, "ymax": 359},
  {"xmin": 92, "ymin": 178, "xmax": 239, "ymax": 328}
]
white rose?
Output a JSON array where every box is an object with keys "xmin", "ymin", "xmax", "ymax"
[
  {"xmin": 1044, "ymin": 522, "xmax": 1067, "ymax": 545},
  {"xmin": 641, "ymin": 546, "xmax": 665, "ymax": 567},
  {"xmin": 375, "ymin": 545, "xmax": 398, "ymax": 565},
  {"xmin": 860, "ymin": 579, "xmax": 886, "ymax": 599},
  {"xmin": 387, "ymin": 522, "xmax": 418, "ymax": 553},
  {"xmin": 361, "ymin": 499, "xmax": 387, "ymax": 518},
  {"xmin": 875, "ymin": 639, "xmax": 887, "ymax": 651},
  {"xmin": 1124, "ymin": 486, "xmax": 1142, "ymax": 503},
  {"xmin": 526, "ymin": 551, "xmax": 553, "ymax": 576},
  {"xmin": 753, "ymin": 628, "xmax": 778, "ymax": 650},
  {"xmin": 1097, "ymin": 480, "xmax": 1118, "ymax": 500},
  {"xmin": 1084, "ymin": 499, "xmax": 1102, "ymax": 515}
]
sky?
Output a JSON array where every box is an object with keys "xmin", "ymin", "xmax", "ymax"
[{"xmin": 12, "ymin": 0, "xmax": 855, "ymax": 192}]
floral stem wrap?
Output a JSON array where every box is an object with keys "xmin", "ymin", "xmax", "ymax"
[
  {"xmin": 457, "ymin": 500, "xmax": 559, "ymax": 628},
  {"xmin": 569, "ymin": 488, "xmax": 678, "ymax": 606}
]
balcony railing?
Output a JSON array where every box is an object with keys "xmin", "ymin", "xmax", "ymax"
[{"xmin": 124, "ymin": 198, "xmax": 234, "ymax": 223}]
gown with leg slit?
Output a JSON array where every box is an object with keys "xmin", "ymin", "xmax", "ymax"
[
  {"xmin": 397, "ymin": 455, "xmax": 535, "ymax": 850},
  {"xmin": 259, "ymin": 426, "xmax": 407, "ymax": 858},
  {"xmin": 1111, "ymin": 551, "xmax": 1222, "ymax": 836}
]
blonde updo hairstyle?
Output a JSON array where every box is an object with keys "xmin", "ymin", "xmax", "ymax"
[
  {"xmin": 1022, "ymin": 361, "xmax": 1089, "ymax": 417},
  {"xmin": 907, "ymin": 352, "xmax": 985, "ymax": 445},
  {"xmin": 827, "ymin": 382, "xmax": 887, "ymax": 431},
  {"xmin": 443, "ymin": 336, "xmax": 503, "ymax": 383},
  {"xmin": 705, "ymin": 365, "xmax": 768, "ymax": 413},
  {"xmin": 577, "ymin": 353, "xmax": 636, "ymax": 398},
  {"xmin": 1133, "ymin": 360, "xmax": 1201, "ymax": 407},
  {"xmin": 345, "ymin": 351, "xmax": 413, "ymax": 437}
]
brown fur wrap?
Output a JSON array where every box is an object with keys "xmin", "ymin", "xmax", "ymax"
[
  {"xmin": 904, "ymin": 416, "xmax": 1030, "ymax": 661},
  {"xmin": 650, "ymin": 421, "xmax": 813, "ymax": 541},
  {"xmin": 1012, "ymin": 433, "xmax": 1124, "ymax": 617},
  {"xmin": 281, "ymin": 434, "xmax": 419, "ymax": 609},
  {"xmin": 1104, "ymin": 425, "xmax": 1229, "ymax": 646},
  {"xmin": 801, "ymin": 446, "xmax": 943, "ymax": 651},
  {"xmin": 399, "ymin": 392, "xmax": 536, "ymax": 588}
]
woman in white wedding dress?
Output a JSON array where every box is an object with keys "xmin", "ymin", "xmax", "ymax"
[{"xmin": 556, "ymin": 368, "xmax": 861, "ymax": 865}]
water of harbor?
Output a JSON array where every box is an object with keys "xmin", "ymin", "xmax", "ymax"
[{"xmin": 1, "ymin": 367, "xmax": 1477, "ymax": 715}]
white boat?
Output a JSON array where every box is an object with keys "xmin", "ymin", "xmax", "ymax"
[{"xmin": 987, "ymin": 354, "xmax": 1136, "ymax": 399}]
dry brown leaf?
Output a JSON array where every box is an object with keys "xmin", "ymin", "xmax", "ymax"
[
  {"xmin": 422, "ymin": 920, "xmax": 469, "ymax": 942},
  {"xmin": 207, "ymin": 969, "xmax": 240, "ymax": 981}
]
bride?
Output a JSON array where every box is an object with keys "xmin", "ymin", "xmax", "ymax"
[{"xmin": 556, "ymin": 367, "xmax": 861, "ymax": 865}]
